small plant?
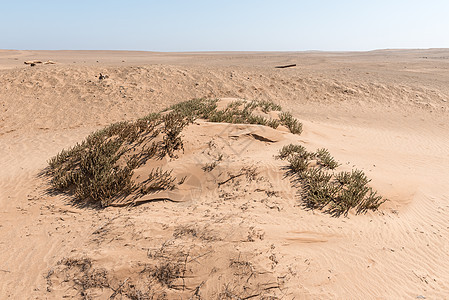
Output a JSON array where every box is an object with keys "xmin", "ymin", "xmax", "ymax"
[
  {"xmin": 315, "ymin": 148, "xmax": 340, "ymax": 169},
  {"xmin": 152, "ymin": 262, "xmax": 183, "ymax": 287},
  {"xmin": 52, "ymin": 258, "xmax": 110, "ymax": 292},
  {"xmin": 207, "ymin": 103, "xmax": 278, "ymax": 128},
  {"xmin": 243, "ymin": 166, "xmax": 258, "ymax": 181},
  {"xmin": 331, "ymin": 170, "xmax": 385, "ymax": 216},
  {"xmin": 47, "ymin": 112, "xmax": 184, "ymax": 207},
  {"xmin": 242, "ymin": 99, "xmax": 282, "ymax": 113},
  {"xmin": 166, "ymin": 98, "xmax": 218, "ymax": 121},
  {"xmin": 168, "ymin": 98, "xmax": 299, "ymax": 133},
  {"xmin": 173, "ymin": 225, "xmax": 198, "ymax": 239},
  {"xmin": 160, "ymin": 112, "xmax": 188, "ymax": 158},
  {"xmin": 302, "ymin": 168, "xmax": 337, "ymax": 210},
  {"xmin": 277, "ymin": 144, "xmax": 310, "ymax": 160},
  {"xmin": 266, "ymin": 118, "xmax": 280, "ymax": 129},
  {"xmin": 279, "ymin": 144, "xmax": 385, "ymax": 216},
  {"xmin": 256, "ymin": 100, "xmax": 282, "ymax": 112},
  {"xmin": 288, "ymin": 155, "xmax": 310, "ymax": 175},
  {"xmin": 356, "ymin": 189, "xmax": 385, "ymax": 214},
  {"xmin": 334, "ymin": 170, "xmax": 352, "ymax": 185},
  {"xmin": 202, "ymin": 161, "xmax": 218, "ymax": 172},
  {"xmin": 279, "ymin": 112, "xmax": 303, "ymax": 135}
]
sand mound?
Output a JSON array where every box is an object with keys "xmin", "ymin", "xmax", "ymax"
[
  {"xmin": 45, "ymin": 99, "xmax": 383, "ymax": 214},
  {"xmin": 39, "ymin": 98, "xmax": 387, "ymax": 298}
]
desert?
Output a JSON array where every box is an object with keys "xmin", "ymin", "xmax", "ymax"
[{"xmin": 1, "ymin": 49, "xmax": 449, "ymax": 299}]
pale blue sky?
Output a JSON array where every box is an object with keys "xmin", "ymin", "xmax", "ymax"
[{"xmin": 1, "ymin": 0, "xmax": 448, "ymax": 51}]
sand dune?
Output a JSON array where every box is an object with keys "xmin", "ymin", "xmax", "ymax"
[{"xmin": 0, "ymin": 50, "xmax": 448, "ymax": 299}]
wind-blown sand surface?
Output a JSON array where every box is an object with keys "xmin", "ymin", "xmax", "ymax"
[{"xmin": 0, "ymin": 49, "xmax": 448, "ymax": 299}]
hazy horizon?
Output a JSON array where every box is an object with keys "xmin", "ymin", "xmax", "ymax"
[
  {"xmin": 2, "ymin": 48, "xmax": 447, "ymax": 53},
  {"xmin": 2, "ymin": 0, "xmax": 449, "ymax": 52}
]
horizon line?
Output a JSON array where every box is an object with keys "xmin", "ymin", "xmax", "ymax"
[{"xmin": 2, "ymin": 47, "xmax": 448, "ymax": 53}]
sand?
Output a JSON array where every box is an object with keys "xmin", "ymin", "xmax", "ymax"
[{"xmin": 0, "ymin": 49, "xmax": 448, "ymax": 298}]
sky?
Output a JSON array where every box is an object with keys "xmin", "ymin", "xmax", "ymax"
[{"xmin": 1, "ymin": 0, "xmax": 449, "ymax": 51}]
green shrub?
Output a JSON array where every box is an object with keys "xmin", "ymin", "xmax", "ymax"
[
  {"xmin": 331, "ymin": 170, "xmax": 385, "ymax": 216},
  {"xmin": 279, "ymin": 145, "xmax": 385, "ymax": 216},
  {"xmin": 288, "ymin": 155, "xmax": 310, "ymax": 175},
  {"xmin": 166, "ymin": 98, "xmax": 218, "ymax": 121},
  {"xmin": 241, "ymin": 99, "xmax": 282, "ymax": 113},
  {"xmin": 279, "ymin": 112, "xmax": 303, "ymax": 135},
  {"xmin": 256, "ymin": 100, "xmax": 282, "ymax": 112},
  {"xmin": 315, "ymin": 148, "xmax": 340, "ymax": 170},
  {"xmin": 160, "ymin": 112, "xmax": 188, "ymax": 158},
  {"xmin": 50, "ymin": 136, "xmax": 133, "ymax": 207},
  {"xmin": 277, "ymin": 144, "xmax": 310, "ymax": 160},
  {"xmin": 302, "ymin": 168, "xmax": 337, "ymax": 210},
  {"xmin": 356, "ymin": 190, "xmax": 385, "ymax": 215},
  {"xmin": 47, "ymin": 98, "xmax": 302, "ymax": 207},
  {"xmin": 168, "ymin": 98, "xmax": 297, "ymax": 133},
  {"xmin": 47, "ymin": 112, "xmax": 183, "ymax": 207}
]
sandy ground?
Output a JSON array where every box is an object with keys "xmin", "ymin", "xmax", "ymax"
[{"xmin": 0, "ymin": 49, "xmax": 449, "ymax": 299}]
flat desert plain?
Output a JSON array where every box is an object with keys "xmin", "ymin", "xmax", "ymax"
[{"xmin": 0, "ymin": 49, "xmax": 448, "ymax": 299}]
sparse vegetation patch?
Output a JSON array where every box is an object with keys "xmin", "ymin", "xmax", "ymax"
[
  {"xmin": 167, "ymin": 98, "xmax": 300, "ymax": 133},
  {"xmin": 279, "ymin": 111, "xmax": 303, "ymax": 134},
  {"xmin": 47, "ymin": 98, "xmax": 303, "ymax": 207},
  {"xmin": 278, "ymin": 143, "xmax": 386, "ymax": 216},
  {"xmin": 315, "ymin": 148, "xmax": 340, "ymax": 169},
  {"xmin": 47, "ymin": 111, "xmax": 183, "ymax": 207},
  {"xmin": 47, "ymin": 97, "xmax": 383, "ymax": 215}
]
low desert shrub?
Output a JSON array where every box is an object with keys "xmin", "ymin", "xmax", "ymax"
[
  {"xmin": 160, "ymin": 112, "xmax": 188, "ymax": 158},
  {"xmin": 315, "ymin": 148, "xmax": 340, "ymax": 169},
  {"xmin": 167, "ymin": 98, "xmax": 299, "ymax": 133},
  {"xmin": 207, "ymin": 102, "xmax": 278, "ymax": 128},
  {"xmin": 47, "ymin": 98, "xmax": 302, "ymax": 207},
  {"xmin": 47, "ymin": 112, "xmax": 183, "ymax": 207},
  {"xmin": 279, "ymin": 112, "xmax": 303, "ymax": 135},
  {"xmin": 331, "ymin": 170, "xmax": 385, "ymax": 215},
  {"xmin": 256, "ymin": 100, "xmax": 282, "ymax": 112},
  {"xmin": 241, "ymin": 99, "xmax": 282, "ymax": 113},
  {"xmin": 302, "ymin": 168, "xmax": 337, "ymax": 210},
  {"xmin": 50, "ymin": 136, "xmax": 133, "ymax": 207},
  {"xmin": 288, "ymin": 155, "xmax": 310, "ymax": 176},
  {"xmin": 279, "ymin": 144, "xmax": 385, "ymax": 216},
  {"xmin": 277, "ymin": 144, "xmax": 310, "ymax": 160},
  {"xmin": 166, "ymin": 98, "xmax": 218, "ymax": 121}
]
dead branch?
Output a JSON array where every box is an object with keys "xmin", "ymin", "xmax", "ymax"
[{"xmin": 274, "ymin": 64, "xmax": 296, "ymax": 69}]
